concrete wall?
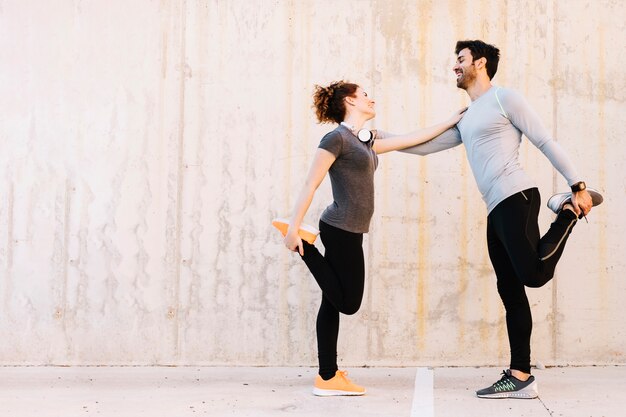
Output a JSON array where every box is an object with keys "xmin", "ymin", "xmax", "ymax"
[{"xmin": 0, "ymin": 0, "xmax": 624, "ymax": 366}]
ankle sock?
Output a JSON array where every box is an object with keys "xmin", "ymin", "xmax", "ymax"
[{"xmin": 319, "ymin": 370, "xmax": 337, "ymax": 380}]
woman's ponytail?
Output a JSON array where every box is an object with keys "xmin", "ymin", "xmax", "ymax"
[{"xmin": 312, "ymin": 81, "xmax": 358, "ymax": 124}]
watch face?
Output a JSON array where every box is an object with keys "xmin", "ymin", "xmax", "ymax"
[{"xmin": 357, "ymin": 129, "xmax": 373, "ymax": 143}]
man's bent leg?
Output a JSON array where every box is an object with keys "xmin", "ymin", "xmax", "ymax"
[
  {"xmin": 490, "ymin": 188, "xmax": 577, "ymax": 288},
  {"xmin": 537, "ymin": 207, "xmax": 578, "ymax": 274}
]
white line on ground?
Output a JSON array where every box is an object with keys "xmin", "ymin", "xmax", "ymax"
[{"xmin": 410, "ymin": 367, "xmax": 434, "ymax": 417}]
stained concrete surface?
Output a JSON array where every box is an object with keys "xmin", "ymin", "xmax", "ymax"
[
  {"xmin": 0, "ymin": 366, "xmax": 624, "ymax": 417},
  {"xmin": 1, "ymin": 0, "xmax": 624, "ymax": 368}
]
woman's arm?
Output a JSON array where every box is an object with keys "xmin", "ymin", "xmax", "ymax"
[
  {"xmin": 372, "ymin": 108, "xmax": 466, "ymax": 155},
  {"xmin": 285, "ymin": 148, "xmax": 336, "ymax": 255}
]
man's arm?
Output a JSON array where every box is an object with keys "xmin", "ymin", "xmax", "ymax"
[
  {"xmin": 499, "ymin": 89, "xmax": 580, "ymax": 183},
  {"xmin": 392, "ymin": 126, "xmax": 462, "ymax": 156},
  {"xmin": 500, "ymin": 88, "xmax": 592, "ymax": 215}
]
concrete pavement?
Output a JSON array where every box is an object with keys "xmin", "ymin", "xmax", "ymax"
[{"xmin": 0, "ymin": 366, "xmax": 623, "ymax": 416}]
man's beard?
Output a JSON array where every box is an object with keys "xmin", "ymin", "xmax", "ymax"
[{"xmin": 456, "ymin": 68, "xmax": 475, "ymax": 90}]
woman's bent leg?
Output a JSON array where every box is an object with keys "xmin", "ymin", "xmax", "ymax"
[{"xmin": 300, "ymin": 221, "xmax": 365, "ymax": 313}]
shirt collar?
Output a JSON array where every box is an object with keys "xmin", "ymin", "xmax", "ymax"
[{"xmin": 340, "ymin": 121, "xmax": 355, "ymax": 132}]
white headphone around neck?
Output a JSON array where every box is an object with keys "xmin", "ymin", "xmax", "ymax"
[
  {"xmin": 341, "ymin": 122, "xmax": 374, "ymax": 144},
  {"xmin": 357, "ymin": 129, "xmax": 373, "ymax": 143}
]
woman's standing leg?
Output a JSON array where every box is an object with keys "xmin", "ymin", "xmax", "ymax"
[
  {"xmin": 316, "ymin": 296, "xmax": 340, "ymax": 379},
  {"xmin": 301, "ymin": 221, "xmax": 365, "ymax": 383}
]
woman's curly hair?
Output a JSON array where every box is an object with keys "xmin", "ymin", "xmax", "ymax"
[{"xmin": 312, "ymin": 81, "xmax": 359, "ymax": 124}]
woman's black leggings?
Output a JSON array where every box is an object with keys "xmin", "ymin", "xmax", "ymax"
[
  {"xmin": 300, "ymin": 220, "xmax": 365, "ymax": 380},
  {"xmin": 487, "ymin": 188, "xmax": 578, "ymax": 373}
]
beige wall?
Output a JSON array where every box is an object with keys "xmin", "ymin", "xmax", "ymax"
[{"xmin": 0, "ymin": 0, "xmax": 624, "ymax": 366}]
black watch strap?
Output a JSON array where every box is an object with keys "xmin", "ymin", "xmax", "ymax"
[{"xmin": 571, "ymin": 181, "xmax": 586, "ymax": 192}]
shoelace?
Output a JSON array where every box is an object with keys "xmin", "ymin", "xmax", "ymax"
[
  {"xmin": 337, "ymin": 370, "xmax": 355, "ymax": 385},
  {"xmin": 492, "ymin": 370, "xmax": 515, "ymax": 391}
]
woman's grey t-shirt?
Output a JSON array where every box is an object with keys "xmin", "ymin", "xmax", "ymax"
[{"xmin": 318, "ymin": 125, "xmax": 379, "ymax": 233}]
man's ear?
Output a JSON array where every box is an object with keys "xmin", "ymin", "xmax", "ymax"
[{"xmin": 477, "ymin": 57, "xmax": 487, "ymax": 70}]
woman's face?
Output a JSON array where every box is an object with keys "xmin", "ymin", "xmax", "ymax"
[{"xmin": 348, "ymin": 87, "xmax": 376, "ymax": 120}]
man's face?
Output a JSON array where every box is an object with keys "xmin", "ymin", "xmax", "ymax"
[{"xmin": 453, "ymin": 48, "xmax": 477, "ymax": 90}]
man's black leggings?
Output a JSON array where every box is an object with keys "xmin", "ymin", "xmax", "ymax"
[
  {"xmin": 300, "ymin": 220, "xmax": 365, "ymax": 380},
  {"xmin": 487, "ymin": 188, "xmax": 578, "ymax": 374}
]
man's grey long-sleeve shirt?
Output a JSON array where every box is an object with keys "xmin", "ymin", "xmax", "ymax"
[{"xmin": 400, "ymin": 86, "xmax": 581, "ymax": 214}]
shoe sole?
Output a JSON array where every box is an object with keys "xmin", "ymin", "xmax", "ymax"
[
  {"xmin": 588, "ymin": 189, "xmax": 604, "ymax": 206},
  {"xmin": 312, "ymin": 387, "xmax": 366, "ymax": 396},
  {"xmin": 476, "ymin": 391, "xmax": 538, "ymax": 399},
  {"xmin": 272, "ymin": 217, "xmax": 319, "ymax": 244}
]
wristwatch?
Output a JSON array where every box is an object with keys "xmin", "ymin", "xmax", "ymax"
[{"xmin": 571, "ymin": 181, "xmax": 586, "ymax": 192}]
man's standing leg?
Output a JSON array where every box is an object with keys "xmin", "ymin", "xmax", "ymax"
[
  {"xmin": 475, "ymin": 213, "xmax": 539, "ymax": 399},
  {"xmin": 488, "ymin": 220, "xmax": 533, "ymax": 375}
]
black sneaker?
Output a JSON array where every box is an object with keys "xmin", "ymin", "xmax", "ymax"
[{"xmin": 476, "ymin": 370, "xmax": 538, "ymax": 399}]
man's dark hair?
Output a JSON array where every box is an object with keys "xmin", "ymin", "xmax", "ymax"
[{"xmin": 455, "ymin": 40, "xmax": 500, "ymax": 80}]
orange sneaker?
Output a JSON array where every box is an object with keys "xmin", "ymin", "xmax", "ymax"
[
  {"xmin": 312, "ymin": 370, "xmax": 366, "ymax": 396},
  {"xmin": 271, "ymin": 217, "xmax": 319, "ymax": 244}
]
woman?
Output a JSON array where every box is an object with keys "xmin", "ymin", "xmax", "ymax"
[{"xmin": 276, "ymin": 80, "xmax": 464, "ymax": 396}]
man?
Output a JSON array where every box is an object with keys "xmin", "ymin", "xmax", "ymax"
[{"xmin": 401, "ymin": 40, "xmax": 603, "ymax": 398}]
